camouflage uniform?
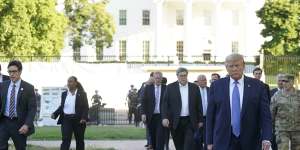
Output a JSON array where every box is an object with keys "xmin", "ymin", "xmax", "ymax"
[
  {"xmin": 271, "ymin": 89, "xmax": 300, "ymax": 150},
  {"xmin": 127, "ymin": 90, "xmax": 138, "ymax": 124}
]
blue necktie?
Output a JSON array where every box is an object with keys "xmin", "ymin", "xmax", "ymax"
[{"xmin": 232, "ymin": 81, "xmax": 240, "ymax": 137}]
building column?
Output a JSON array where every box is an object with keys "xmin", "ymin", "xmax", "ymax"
[
  {"xmin": 154, "ymin": 0, "xmax": 164, "ymax": 61},
  {"xmin": 184, "ymin": 0, "xmax": 193, "ymax": 62}
]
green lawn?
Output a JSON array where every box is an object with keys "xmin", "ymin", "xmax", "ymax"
[{"xmin": 30, "ymin": 125, "xmax": 146, "ymax": 140}]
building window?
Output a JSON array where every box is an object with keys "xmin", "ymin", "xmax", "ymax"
[
  {"xmin": 232, "ymin": 41, "xmax": 239, "ymax": 53},
  {"xmin": 119, "ymin": 40, "xmax": 127, "ymax": 61},
  {"xmin": 176, "ymin": 41, "xmax": 184, "ymax": 61},
  {"xmin": 203, "ymin": 53, "xmax": 211, "ymax": 61},
  {"xmin": 143, "ymin": 41, "xmax": 150, "ymax": 62},
  {"xmin": 119, "ymin": 10, "xmax": 127, "ymax": 25},
  {"xmin": 142, "ymin": 10, "xmax": 150, "ymax": 25},
  {"xmin": 232, "ymin": 10, "xmax": 239, "ymax": 26},
  {"xmin": 176, "ymin": 10, "xmax": 184, "ymax": 26}
]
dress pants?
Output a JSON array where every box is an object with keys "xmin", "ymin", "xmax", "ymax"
[
  {"xmin": 60, "ymin": 115, "xmax": 86, "ymax": 150},
  {"xmin": 164, "ymin": 127, "xmax": 170, "ymax": 150},
  {"xmin": 171, "ymin": 117, "xmax": 194, "ymax": 150},
  {"xmin": 148, "ymin": 114, "xmax": 165, "ymax": 150},
  {"xmin": 194, "ymin": 117, "xmax": 206, "ymax": 150},
  {"xmin": 0, "ymin": 117, "xmax": 27, "ymax": 150}
]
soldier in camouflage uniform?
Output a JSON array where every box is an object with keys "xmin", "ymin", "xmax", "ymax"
[
  {"xmin": 271, "ymin": 74, "xmax": 300, "ymax": 150},
  {"xmin": 127, "ymin": 88, "xmax": 139, "ymax": 125}
]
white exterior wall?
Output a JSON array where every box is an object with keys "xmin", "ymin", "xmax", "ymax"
[
  {"xmin": 103, "ymin": 0, "xmax": 265, "ymax": 62},
  {"xmin": 105, "ymin": 0, "xmax": 156, "ymax": 60}
]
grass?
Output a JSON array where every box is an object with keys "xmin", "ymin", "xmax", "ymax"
[{"xmin": 30, "ymin": 125, "xmax": 146, "ymax": 140}]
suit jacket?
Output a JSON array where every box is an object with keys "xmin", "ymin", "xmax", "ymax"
[
  {"xmin": 270, "ymin": 88, "xmax": 278, "ymax": 98},
  {"xmin": 199, "ymin": 86, "xmax": 209, "ymax": 116},
  {"xmin": 53, "ymin": 90, "xmax": 89, "ymax": 124},
  {"xmin": 0, "ymin": 80, "xmax": 37, "ymax": 136},
  {"xmin": 206, "ymin": 76, "xmax": 272, "ymax": 150},
  {"xmin": 1, "ymin": 75, "xmax": 9, "ymax": 82},
  {"xmin": 162, "ymin": 81, "xmax": 203, "ymax": 130},
  {"xmin": 141, "ymin": 84, "xmax": 166, "ymax": 124},
  {"xmin": 264, "ymin": 83, "xmax": 271, "ymax": 102}
]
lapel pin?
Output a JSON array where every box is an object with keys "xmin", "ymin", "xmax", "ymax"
[{"xmin": 247, "ymin": 84, "xmax": 251, "ymax": 88}]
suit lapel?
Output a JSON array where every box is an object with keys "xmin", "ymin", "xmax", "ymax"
[
  {"xmin": 61, "ymin": 91, "xmax": 67, "ymax": 108},
  {"xmin": 175, "ymin": 82, "xmax": 182, "ymax": 110},
  {"xmin": 188, "ymin": 83, "xmax": 193, "ymax": 112},
  {"xmin": 17, "ymin": 80, "xmax": 23, "ymax": 106},
  {"xmin": 206, "ymin": 87, "xmax": 209, "ymax": 104},
  {"xmin": 224, "ymin": 77, "xmax": 231, "ymax": 119},
  {"xmin": 151, "ymin": 85, "xmax": 155, "ymax": 106},
  {"xmin": 160, "ymin": 85, "xmax": 165, "ymax": 106},
  {"xmin": 75, "ymin": 91, "xmax": 81, "ymax": 111},
  {"xmin": 1, "ymin": 81, "xmax": 10, "ymax": 113},
  {"xmin": 241, "ymin": 76, "xmax": 250, "ymax": 119}
]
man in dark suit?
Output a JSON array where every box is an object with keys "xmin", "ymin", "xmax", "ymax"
[
  {"xmin": 138, "ymin": 72, "xmax": 154, "ymax": 149},
  {"xmin": 0, "ymin": 64, "xmax": 10, "ymax": 83},
  {"xmin": 141, "ymin": 71, "xmax": 166, "ymax": 150},
  {"xmin": 253, "ymin": 67, "xmax": 271, "ymax": 101},
  {"xmin": 206, "ymin": 54, "xmax": 272, "ymax": 150},
  {"xmin": 162, "ymin": 67, "xmax": 203, "ymax": 150},
  {"xmin": 252, "ymin": 67, "xmax": 277, "ymax": 150},
  {"xmin": 194, "ymin": 74, "xmax": 209, "ymax": 150},
  {"xmin": 0, "ymin": 60, "xmax": 37, "ymax": 150}
]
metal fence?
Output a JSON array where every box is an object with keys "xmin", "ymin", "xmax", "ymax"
[
  {"xmin": 0, "ymin": 55, "xmax": 259, "ymax": 65},
  {"xmin": 89, "ymin": 106, "xmax": 135, "ymax": 125},
  {"xmin": 264, "ymin": 55, "xmax": 300, "ymax": 88}
]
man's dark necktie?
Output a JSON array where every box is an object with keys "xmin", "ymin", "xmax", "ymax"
[{"xmin": 9, "ymin": 84, "xmax": 16, "ymax": 118}]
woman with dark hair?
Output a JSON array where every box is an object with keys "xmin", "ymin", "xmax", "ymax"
[{"xmin": 52, "ymin": 76, "xmax": 89, "ymax": 150}]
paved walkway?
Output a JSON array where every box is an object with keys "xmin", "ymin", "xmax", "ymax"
[{"xmin": 28, "ymin": 140, "xmax": 175, "ymax": 150}]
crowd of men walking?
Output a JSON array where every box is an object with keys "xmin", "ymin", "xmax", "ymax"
[
  {"xmin": 0, "ymin": 53, "xmax": 299, "ymax": 150},
  {"xmin": 136, "ymin": 54, "xmax": 300, "ymax": 150}
]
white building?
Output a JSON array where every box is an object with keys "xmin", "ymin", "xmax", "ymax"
[{"xmin": 99, "ymin": 0, "xmax": 265, "ymax": 63}]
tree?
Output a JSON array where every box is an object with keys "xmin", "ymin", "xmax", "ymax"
[
  {"xmin": 88, "ymin": 2, "xmax": 115, "ymax": 61},
  {"xmin": 0, "ymin": 0, "xmax": 67, "ymax": 60},
  {"xmin": 257, "ymin": 0, "xmax": 300, "ymax": 56},
  {"xmin": 64, "ymin": 0, "xmax": 115, "ymax": 61},
  {"xmin": 257, "ymin": 0, "xmax": 300, "ymax": 84}
]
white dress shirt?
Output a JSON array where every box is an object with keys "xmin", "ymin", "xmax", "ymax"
[
  {"xmin": 179, "ymin": 83, "xmax": 189, "ymax": 116},
  {"xmin": 199, "ymin": 87, "xmax": 208, "ymax": 116},
  {"xmin": 4, "ymin": 80, "xmax": 21, "ymax": 117},
  {"xmin": 0, "ymin": 74, "xmax": 3, "ymax": 83},
  {"xmin": 63, "ymin": 89, "xmax": 77, "ymax": 114},
  {"xmin": 154, "ymin": 85, "xmax": 161, "ymax": 114},
  {"xmin": 229, "ymin": 76, "xmax": 244, "ymax": 117}
]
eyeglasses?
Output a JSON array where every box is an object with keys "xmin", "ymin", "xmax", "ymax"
[{"xmin": 8, "ymin": 70, "xmax": 19, "ymax": 74}]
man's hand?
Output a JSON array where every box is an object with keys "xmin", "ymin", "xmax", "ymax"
[
  {"xmin": 80, "ymin": 119, "xmax": 86, "ymax": 124},
  {"xmin": 162, "ymin": 119, "xmax": 169, "ymax": 127},
  {"xmin": 207, "ymin": 144, "xmax": 213, "ymax": 150},
  {"xmin": 141, "ymin": 114, "xmax": 146, "ymax": 122},
  {"xmin": 262, "ymin": 140, "xmax": 271, "ymax": 150},
  {"xmin": 19, "ymin": 124, "xmax": 29, "ymax": 135},
  {"xmin": 198, "ymin": 122, "xmax": 203, "ymax": 128}
]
